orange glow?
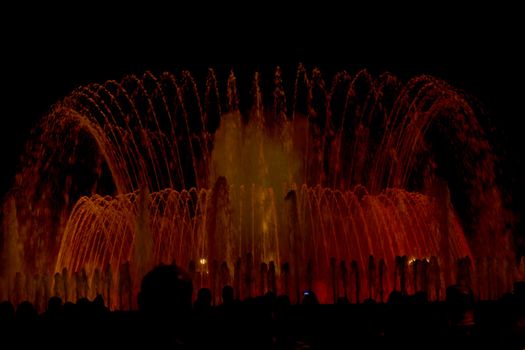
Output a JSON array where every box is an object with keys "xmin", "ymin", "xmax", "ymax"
[{"xmin": 0, "ymin": 66, "xmax": 513, "ymax": 308}]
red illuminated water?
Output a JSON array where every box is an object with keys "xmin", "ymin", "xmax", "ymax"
[{"xmin": 0, "ymin": 66, "xmax": 515, "ymax": 308}]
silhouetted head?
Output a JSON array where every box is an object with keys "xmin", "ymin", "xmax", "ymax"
[
  {"xmin": 91, "ymin": 294, "xmax": 108, "ymax": 318},
  {"xmin": 93, "ymin": 294, "xmax": 105, "ymax": 309},
  {"xmin": 63, "ymin": 301, "xmax": 76, "ymax": 317},
  {"xmin": 15, "ymin": 301, "xmax": 38, "ymax": 322},
  {"xmin": 387, "ymin": 290, "xmax": 403, "ymax": 305},
  {"xmin": 194, "ymin": 288, "xmax": 212, "ymax": 309},
  {"xmin": 46, "ymin": 296, "xmax": 63, "ymax": 316},
  {"xmin": 138, "ymin": 264, "xmax": 193, "ymax": 319},
  {"xmin": 301, "ymin": 290, "xmax": 319, "ymax": 305},
  {"xmin": 222, "ymin": 285, "xmax": 234, "ymax": 304}
]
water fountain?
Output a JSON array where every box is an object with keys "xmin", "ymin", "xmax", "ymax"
[{"xmin": 0, "ymin": 65, "xmax": 515, "ymax": 308}]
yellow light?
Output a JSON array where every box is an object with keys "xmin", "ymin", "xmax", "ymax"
[{"xmin": 199, "ymin": 258, "xmax": 207, "ymax": 265}]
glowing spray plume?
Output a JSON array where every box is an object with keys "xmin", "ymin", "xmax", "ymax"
[{"xmin": 0, "ymin": 66, "xmax": 514, "ymax": 307}]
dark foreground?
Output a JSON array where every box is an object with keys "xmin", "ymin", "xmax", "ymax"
[{"xmin": 1, "ymin": 298, "xmax": 525, "ymax": 349}]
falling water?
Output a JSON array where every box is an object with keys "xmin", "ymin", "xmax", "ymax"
[{"xmin": 0, "ymin": 65, "xmax": 514, "ymax": 307}]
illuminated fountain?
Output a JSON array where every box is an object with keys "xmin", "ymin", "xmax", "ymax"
[{"xmin": 0, "ymin": 66, "xmax": 515, "ymax": 308}]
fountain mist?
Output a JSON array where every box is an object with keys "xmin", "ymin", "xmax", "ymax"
[{"xmin": 0, "ymin": 65, "xmax": 514, "ymax": 307}]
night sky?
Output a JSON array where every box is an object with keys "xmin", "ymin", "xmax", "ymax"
[{"xmin": 2, "ymin": 13, "xmax": 523, "ymax": 249}]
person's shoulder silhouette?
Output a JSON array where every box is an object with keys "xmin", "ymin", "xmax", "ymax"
[
  {"xmin": 221, "ymin": 285, "xmax": 235, "ymax": 305},
  {"xmin": 0, "ymin": 301, "xmax": 15, "ymax": 323}
]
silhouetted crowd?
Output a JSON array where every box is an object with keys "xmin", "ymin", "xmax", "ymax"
[{"xmin": 2, "ymin": 263, "xmax": 525, "ymax": 349}]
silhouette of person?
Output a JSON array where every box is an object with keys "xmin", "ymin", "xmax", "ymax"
[
  {"xmin": 301, "ymin": 290, "xmax": 319, "ymax": 305},
  {"xmin": 14, "ymin": 301, "xmax": 39, "ymax": 347},
  {"xmin": 193, "ymin": 287, "xmax": 212, "ymax": 315},
  {"xmin": 44, "ymin": 296, "xmax": 63, "ymax": 322},
  {"xmin": 220, "ymin": 284, "xmax": 231, "ymax": 301},
  {"xmin": 136, "ymin": 264, "xmax": 193, "ymax": 348},
  {"xmin": 0, "ymin": 300, "xmax": 15, "ymax": 345},
  {"xmin": 92, "ymin": 294, "xmax": 106, "ymax": 313},
  {"xmin": 192, "ymin": 287, "xmax": 214, "ymax": 348},
  {"xmin": 15, "ymin": 301, "xmax": 38, "ymax": 323},
  {"xmin": 0, "ymin": 300, "xmax": 15, "ymax": 324},
  {"xmin": 138, "ymin": 264, "xmax": 193, "ymax": 318}
]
